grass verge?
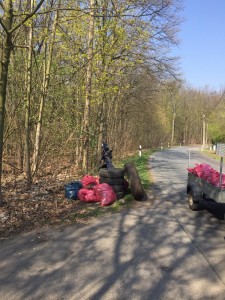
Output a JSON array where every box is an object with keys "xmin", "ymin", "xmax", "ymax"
[
  {"xmin": 78, "ymin": 149, "xmax": 155, "ymax": 218},
  {"xmin": 116, "ymin": 149, "xmax": 155, "ymax": 189},
  {"xmin": 69, "ymin": 149, "xmax": 155, "ymax": 223},
  {"xmin": 202, "ymin": 149, "xmax": 220, "ymax": 161}
]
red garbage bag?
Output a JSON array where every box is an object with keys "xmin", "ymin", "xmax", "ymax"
[
  {"xmin": 187, "ymin": 167, "xmax": 196, "ymax": 175},
  {"xmin": 81, "ymin": 175, "xmax": 99, "ymax": 189},
  {"xmin": 78, "ymin": 188, "xmax": 98, "ymax": 203},
  {"xmin": 210, "ymin": 170, "xmax": 225, "ymax": 187},
  {"xmin": 200, "ymin": 164, "xmax": 213, "ymax": 180},
  {"xmin": 221, "ymin": 174, "xmax": 225, "ymax": 187},
  {"xmin": 93, "ymin": 183, "xmax": 117, "ymax": 206},
  {"xmin": 187, "ymin": 164, "xmax": 200, "ymax": 176},
  {"xmin": 188, "ymin": 163, "xmax": 225, "ymax": 187},
  {"xmin": 194, "ymin": 164, "xmax": 203, "ymax": 177},
  {"xmin": 188, "ymin": 164, "xmax": 213, "ymax": 179}
]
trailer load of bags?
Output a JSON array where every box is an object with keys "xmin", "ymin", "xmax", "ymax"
[{"xmin": 187, "ymin": 163, "xmax": 225, "ymax": 187}]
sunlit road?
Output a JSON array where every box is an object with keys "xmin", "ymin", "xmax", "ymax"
[
  {"xmin": 149, "ymin": 146, "xmax": 225, "ymax": 297},
  {"xmin": 1, "ymin": 146, "xmax": 225, "ymax": 299}
]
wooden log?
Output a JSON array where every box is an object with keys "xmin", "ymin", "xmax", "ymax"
[{"xmin": 124, "ymin": 163, "xmax": 146, "ymax": 201}]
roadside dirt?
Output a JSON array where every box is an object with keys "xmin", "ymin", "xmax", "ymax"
[{"xmin": 0, "ymin": 175, "xmax": 135, "ymax": 240}]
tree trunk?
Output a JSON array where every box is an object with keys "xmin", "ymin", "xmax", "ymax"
[
  {"xmin": 202, "ymin": 113, "xmax": 206, "ymax": 147},
  {"xmin": 97, "ymin": 101, "xmax": 107, "ymax": 159},
  {"xmin": 171, "ymin": 111, "xmax": 176, "ymax": 144},
  {"xmin": 24, "ymin": 0, "xmax": 34, "ymax": 187},
  {"xmin": 32, "ymin": 4, "xmax": 59, "ymax": 175},
  {"xmin": 0, "ymin": 0, "xmax": 13, "ymax": 205},
  {"xmin": 82, "ymin": 0, "xmax": 95, "ymax": 173},
  {"xmin": 96, "ymin": 0, "xmax": 108, "ymax": 159},
  {"xmin": 0, "ymin": 0, "xmax": 45, "ymax": 202}
]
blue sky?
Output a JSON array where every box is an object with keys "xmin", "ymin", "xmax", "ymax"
[{"xmin": 173, "ymin": 0, "xmax": 225, "ymax": 91}]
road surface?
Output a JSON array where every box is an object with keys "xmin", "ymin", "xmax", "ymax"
[{"xmin": 1, "ymin": 146, "xmax": 225, "ymax": 299}]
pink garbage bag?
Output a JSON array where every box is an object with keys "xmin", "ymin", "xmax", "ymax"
[
  {"xmin": 187, "ymin": 167, "xmax": 196, "ymax": 175},
  {"xmin": 188, "ymin": 164, "xmax": 212, "ymax": 178},
  {"xmin": 93, "ymin": 183, "xmax": 117, "ymax": 206},
  {"xmin": 81, "ymin": 175, "xmax": 99, "ymax": 189},
  {"xmin": 187, "ymin": 163, "xmax": 225, "ymax": 187},
  {"xmin": 78, "ymin": 188, "xmax": 98, "ymax": 203},
  {"xmin": 200, "ymin": 164, "xmax": 213, "ymax": 180}
]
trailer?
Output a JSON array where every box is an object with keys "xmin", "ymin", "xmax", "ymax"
[{"xmin": 187, "ymin": 144, "xmax": 225, "ymax": 211}]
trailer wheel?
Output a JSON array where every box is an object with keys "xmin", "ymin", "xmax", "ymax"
[{"xmin": 188, "ymin": 190, "xmax": 200, "ymax": 211}]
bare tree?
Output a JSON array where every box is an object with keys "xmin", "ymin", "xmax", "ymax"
[
  {"xmin": 82, "ymin": 0, "xmax": 95, "ymax": 173},
  {"xmin": 0, "ymin": 0, "xmax": 44, "ymax": 204},
  {"xmin": 32, "ymin": 1, "xmax": 60, "ymax": 176}
]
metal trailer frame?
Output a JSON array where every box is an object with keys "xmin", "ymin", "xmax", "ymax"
[
  {"xmin": 187, "ymin": 172, "xmax": 225, "ymax": 203},
  {"xmin": 187, "ymin": 144, "xmax": 225, "ymax": 210}
]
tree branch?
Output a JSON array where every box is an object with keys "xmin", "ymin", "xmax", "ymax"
[
  {"xmin": 0, "ymin": 1, "xmax": 4, "ymax": 10},
  {"xmin": 10, "ymin": 0, "xmax": 45, "ymax": 34},
  {"xmin": 0, "ymin": 17, "xmax": 8, "ymax": 33},
  {"xmin": 13, "ymin": 44, "xmax": 29, "ymax": 49}
]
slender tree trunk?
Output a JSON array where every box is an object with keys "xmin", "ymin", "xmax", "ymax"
[
  {"xmin": 206, "ymin": 123, "xmax": 208, "ymax": 145},
  {"xmin": 96, "ymin": 0, "xmax": 108, "ymax": 158},
  {"xmin": 202, "ymin": 113, "xmax": 206, "ymax": 147},
  {"xmin": 0, "ymin": 0, "xmax": 13, "ymax": 204},
  {"xmin": 24, "ymin": 0, "xmax": 34, "ymax": 187},
  {"xmin": 0, "ymin": 0, "xmax": 44, "ymax": 203},
  {"xmin": 75, "ymin": 91, "xmax": 83, "ymax": 168},
  {"xmin": 171, "ymin": 111, "xmax": 176, "ymax": 144},
  {"xmin": 97, "ymin": 101, "xmax": 106, "ymax": 155},
  {"xmin": 32, "ymin": 5, "xmax": 59, "ymax": 175},
  {"xmin": 82, "ymin": 0, "xmax": 95, "ymax": 173}
]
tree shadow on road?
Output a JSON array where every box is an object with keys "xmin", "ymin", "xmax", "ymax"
[{"xmin": 1, "ymin": 148, "xmax": 225, "ymax": 299}]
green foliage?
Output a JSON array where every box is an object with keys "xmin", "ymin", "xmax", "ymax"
[
  {"xmin": 117, "ymin": 149, "xmax": 155, "ymax": 189},
  {"xmin": 3, "ymin": 0, "xmax": 184, "ymax": 180},
  {"xmin": 208, "ymin": 124, "xmax": 225, "ymax": 144},
  {"xmin": 208, "ymin": 104, "xmax": 225, "ymax": 144}
]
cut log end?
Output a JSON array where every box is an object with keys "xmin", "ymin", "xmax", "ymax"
[{"xmin": 124, "ymin": 162, "xmax": 146, "ymax": 201}]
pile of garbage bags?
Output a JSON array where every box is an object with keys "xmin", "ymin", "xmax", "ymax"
[
  {"xmin": 65, "ymin": 175, "xmax": 118, "ymax": 206},
  {"xmin": 187, "ymin": 163, "xmax": 225, "ymax": 187}
]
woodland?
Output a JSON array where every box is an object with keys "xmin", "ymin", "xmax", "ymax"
[{"xmin": 0, "ymin": 0, "xmax": 225, "ymax": 223}]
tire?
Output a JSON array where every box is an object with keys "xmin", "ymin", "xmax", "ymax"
[
  {"xmin": 99, "ymin": 177, "xmax": 125, "ymax": 185},
  {"xmin": 124, "ymin": 163, "xmax": 145, "ymax": 200},
  {"xmin": 99, "ymin": 168, "xmax": 125, "ymax": 179},
  {"xmin": 116, "ymin": 191, "xmax": 125, "ymax": 200},
  {"xmin": 111, "ymin": 184, "xmax": 124, "ymax": 193},
  {"xmin": 188, "ymin": 190, "xmax": 201, "ymax": 211}
]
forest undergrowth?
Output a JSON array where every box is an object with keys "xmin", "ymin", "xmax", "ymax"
[{"xmin": 0, "ymin": 150, "xmax": 153, "ymax": 239}]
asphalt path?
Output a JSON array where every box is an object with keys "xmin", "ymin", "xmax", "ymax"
[{"xmin": 1, "ymin": 146, "xmax": 225, "ymax": 299}]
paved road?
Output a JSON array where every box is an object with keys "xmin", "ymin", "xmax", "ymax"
[{"xmin": 1, "ymin": 146, "xmax": 225, "ymax": 299}]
